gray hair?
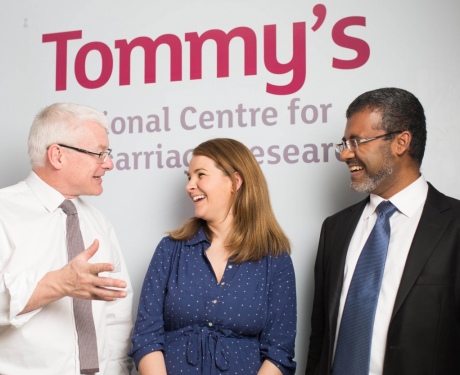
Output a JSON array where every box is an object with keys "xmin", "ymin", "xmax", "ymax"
[{"xmin": 28, "ymin": 103, "xmax": 109, "ymax": 168}]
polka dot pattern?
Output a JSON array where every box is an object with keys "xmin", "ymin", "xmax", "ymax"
[{"xmin": 129, "ymin": 228, "xmax": 297, "ymax": 374}]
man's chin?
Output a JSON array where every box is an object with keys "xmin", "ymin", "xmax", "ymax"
[
  {"xmin": 350, "ymin": 181, "xmax": 375, "ymax": 194},
  {"xmin": 87, "ymin": 187, "xmax": 104, "ymax": 196}
]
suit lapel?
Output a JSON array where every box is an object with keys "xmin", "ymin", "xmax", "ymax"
[{"xmin": 391, "ymin": 184, "xmax": 452, "ymax": 319}]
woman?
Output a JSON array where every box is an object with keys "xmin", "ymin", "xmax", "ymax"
[{"xmin": 129, "ymin": 138, "xmax": 296, "ymax": 375}]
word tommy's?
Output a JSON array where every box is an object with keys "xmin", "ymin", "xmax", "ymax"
[{"xmin": 42, "ymin": 4, "xmax": 369, "ymax": 95}]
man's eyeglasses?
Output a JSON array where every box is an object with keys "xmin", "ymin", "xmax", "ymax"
[
  {"xmin": 335, "ymin": 131, "xmax": 403, "ymax": 153},
  {"xmin": 58, "ymin": 144, "xmax": 112, "ymax": 163}
]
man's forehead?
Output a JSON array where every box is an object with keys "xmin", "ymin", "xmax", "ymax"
[{"xmin": 345, "ymin": 110, "xmax": 382, "ymax": 132}]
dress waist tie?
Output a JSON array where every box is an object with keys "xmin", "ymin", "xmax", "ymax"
[{"xmin": 167, "ymin": 324, "xmax": 256, "ymax": 374}]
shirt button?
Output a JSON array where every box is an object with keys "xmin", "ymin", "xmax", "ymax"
[
  {"xmin": 208, "ymin": 322, "xmax": 213, "ymax": 327},
  {"xmin": 221, "ymin": 282, "xmax": 226, "ymax": 285},
  {"xmin": 212, "ymin": 299, "xmax": 218, "ymax": 304},
  {"xmin": 228, "ymin": 265, "xmax": 233, "ymax": 269}
]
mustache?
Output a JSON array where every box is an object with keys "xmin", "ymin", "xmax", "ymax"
[{"xmin": 346, "ymin": 158, "xmax": 364, "ymax": 167}]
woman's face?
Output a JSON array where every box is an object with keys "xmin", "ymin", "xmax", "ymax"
[{"xmin": 186, "ymin": 155, "xmax": 235, "ymax": 226}]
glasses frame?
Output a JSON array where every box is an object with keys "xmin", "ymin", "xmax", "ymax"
[
  {"xmin": 335, "ymin": 130, "xmax": 403, "ymax": 153},
  {"xmin": 57, "ymin": 143, "xmax": 112, "ymax": 163}
]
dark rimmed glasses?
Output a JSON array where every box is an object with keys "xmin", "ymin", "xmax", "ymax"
[
  {"xmin": 335, "ymin": 131, "xmax": 403, "ymax": 153},
  {"xmin": 58, "ymin": 144, "xmax": 112, "ymax": 163}
]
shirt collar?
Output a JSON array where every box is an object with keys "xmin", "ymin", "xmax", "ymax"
[
  {"xmin": 185, "ymin": 226, "xmax": 210, "ymax": 246},
  {"xmin": 364, "ymin": 175, "xmax": 428, "ymax": 220},
  {"xmin": 25, "ymin": 171, "xmax": 67, "ymax": 213}
]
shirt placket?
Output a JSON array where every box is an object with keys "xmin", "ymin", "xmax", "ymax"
[{"xmin": 206, "ymin": 262, "xmax": 238, "ymax": 328}]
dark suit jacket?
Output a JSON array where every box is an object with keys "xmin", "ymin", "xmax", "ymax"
[{"xmin": 306, "ymin": 183, "xmax": 460, "ymax": 375}]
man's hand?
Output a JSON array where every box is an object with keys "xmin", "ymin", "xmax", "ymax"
[
  {"xmin": 60, "ymin": 240, "xmax": 127, "ymax": 301},
  {"xmin": 20, "ymin": 239, "xmax": 128, "ymax": 315}
]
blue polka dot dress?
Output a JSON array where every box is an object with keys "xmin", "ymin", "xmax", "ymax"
[{"xmin": 129, "ymin": 227, "xmax": 297, "ymax": 374}]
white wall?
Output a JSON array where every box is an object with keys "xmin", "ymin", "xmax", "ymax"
[{"xmin": 1, "ymin": 1, "xmax": 459, "ymax": 373}]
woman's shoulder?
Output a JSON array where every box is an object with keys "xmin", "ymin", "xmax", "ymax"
[
  {"xmin": 255, "ymin": 251, "xmax": 294, "ymax": 272},
  {"xmin": 155, "ymin": 227, "xmax": 209, "ymax": 254},
  {"xmin": 266, "ymin": 250, "xmax": 292, "ymax": 261},
  {"xmin": 155, "ymin": 235, "xmax": 183, "ymax": 253}
]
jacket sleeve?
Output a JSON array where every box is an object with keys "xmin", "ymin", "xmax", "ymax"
[{"xmin": 306, "ymin": 219, "xmax": 328, "ymax": 375}]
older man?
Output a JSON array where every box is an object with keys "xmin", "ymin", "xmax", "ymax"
[{"xmin": 0, "ymin": 103, "xmax": 133, "ymax": 374}]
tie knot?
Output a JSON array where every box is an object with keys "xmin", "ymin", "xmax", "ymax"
[
  {"xmin": 60, "ymin": 199, "xmax": 78, "ymax": 216},
  {"xmin": 377, "ymin": 200, "xmax": 397, "ymax": 218}
]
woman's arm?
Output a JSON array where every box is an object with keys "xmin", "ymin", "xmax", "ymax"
[
  {"xmin": 130, "ymin": 237, "xmax": 175, "ymax": 370},
  {"xmin": 138, "ymin": 351, "xmax": 167, "ymax": 375},
  {"xmin": 257, "ymin": 359, "xmax": 283, "ymax": 375},
  {"xmin": 259, "ymin": 253, "xmax": 297, "ymax": 375}
]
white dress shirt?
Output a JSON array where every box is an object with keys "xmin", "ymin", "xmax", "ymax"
[
  {"xmin": 0, "ymin": 172, "xmax": 134, "ymax": 375},
  {"xmin": 334, "ymin": 175, "xmax": 428, "ymax": 375}
]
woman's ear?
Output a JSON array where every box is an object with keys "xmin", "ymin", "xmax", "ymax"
[{"xmin": 234, "ymin": 171, "xmax": 243, "ymax": 191}]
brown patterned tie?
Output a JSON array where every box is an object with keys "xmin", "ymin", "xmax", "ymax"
[{"xmin": 60, "ymin": 199, "xmax": 99, "ymax": 374}]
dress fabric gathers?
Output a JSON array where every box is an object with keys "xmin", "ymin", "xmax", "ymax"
[{"xmin": 129, "ymin": 228, "xmax": 297, "ymax": 375}]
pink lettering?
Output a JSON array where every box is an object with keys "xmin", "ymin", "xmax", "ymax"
[
  {"xmin": 185, "ymin": 27, "xmax": 257, "ymax": 80},
  {"xmin": 115, "ymin": 35, "xmax": 182, "ymax": 85},
  {"xmin": 75, "ymin": 42, "xmax": 113, "ymax": 89},
  {"xmin": 264, "ymin": 22, "xmax": 306, "ymax": 95},
  {"xmin": 332, "ymin": 16, "xmax": 370, "ymax": 69},
  {"xmin": 42, "ymin": 30, "xmax": 82, "ymax": 90},
  {"xmin": 41, "ymin": 7, "xmax": 370, "ymax": 95}
]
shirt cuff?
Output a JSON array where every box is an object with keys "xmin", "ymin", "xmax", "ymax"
[{"xmin": 3, "ymin": 271, "xmax": 44, "ymax": 327}]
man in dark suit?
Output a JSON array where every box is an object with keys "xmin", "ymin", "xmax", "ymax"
[{"xmin": 306, "ymin": 87, "xmax": 460, "ymax": 375}]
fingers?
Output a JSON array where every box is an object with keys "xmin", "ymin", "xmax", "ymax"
[
  {"xmin": 90, "ymin": 261, "xmax": 115, "ymax": 274},
  {"xmin": 64, "ymin": 271, "xmax": 128, "ymax": 301},
  {"xmin": 74, "ymin": 264, "xmax": 128, "ymax": 300},
  {"xmin": 62, "ymin": 238, "xmax": 128, "ymax": 301},
  {"xmin": 80, "ymin": 239, "xmax": 99, "ymax": 261},
  {"xmin": 82, "ymin": 273, "xmax": 128, "ymax": 301},
  {"xmin": 91, "ymin": 284, "xmax": 128, "ymax": 301},
  {"xmin": 88, "ymin": 266, "xmax": 127, "ymax": 289},
  {"xmin": 78, "ymin": 240, "xmax": 115, "ymax": 273}
]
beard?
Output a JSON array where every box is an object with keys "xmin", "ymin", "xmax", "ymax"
[{"xmin": 350, "ymin": 145, "xmax": 395, "ymax": 194}]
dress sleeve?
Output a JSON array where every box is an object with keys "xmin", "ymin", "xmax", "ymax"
[
  {"xmin": 259, "ymin": 253, "xmax": 297, "ymax": 375},
  {"xmin": 129, "ymin": 236, "xmax": 176, "ymax": 367}
]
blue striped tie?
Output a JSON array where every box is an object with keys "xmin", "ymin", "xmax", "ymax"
[{"xmin": 333, "ymin": 200, "xmax": 397, "ymax": 375}]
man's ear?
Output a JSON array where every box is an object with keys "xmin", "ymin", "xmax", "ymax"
[
  {"xmin": 394, "ymin": 131, "xmax": 412, "ymax": 156},
  {"xmin": 47, "ymin": 144, "xmax": 64, "ymax": 169},
  {"xmin": 234, "ymin": 171, "xmax": 243, "ymax": 191}
]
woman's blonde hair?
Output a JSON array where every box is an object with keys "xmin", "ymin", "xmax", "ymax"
[{"xmin": 169, "ymin": 138, "xmax": 290, "ymax": 263}]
